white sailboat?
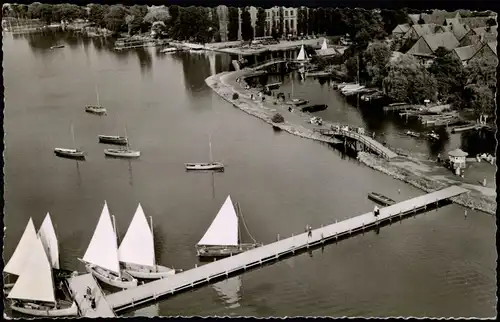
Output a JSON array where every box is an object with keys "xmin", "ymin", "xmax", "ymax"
[
  {"xmin": 321, "ymin": 38, "xmax": 328, "ymax": 51},
  {"xmin": 78, "ymin": 201, "xmax": 137, "ymax": 289},
  {"xmin": 196, "ymin": 195, "xmax": 261, "ymax": 258},
  {"xmin": 54, "ymin": 123, "xmax": 86, "ymax": 160},
  {"xmin": 104, "ymin": 126, "xmax": 140, "ymax": 158},
  {"xmin": 37, "ymin": 212, "xmax": 60, "ymax": 270},
  {"xmin": 118, "ymin": 204, "xmax": 179, "ymax": 279},
  {"xmin": 6, "ymin": 219, "xmax": 78, "ymax": 317},
  {"xmin": 185, "ymin": 134, "xmax": 224, "ymax": 171},
  {"xmin": 85, "ymin": 84, "xmax": 107, "ymax": 115},
  {"xmin": 296, "ymin": 43, "xmax": 309, "ymax": 80}
]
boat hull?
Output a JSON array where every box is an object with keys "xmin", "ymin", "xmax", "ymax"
[
  {"xmin": 104, "ymin": 149, "xmax": 141, "ymax": 158},
  {"xmin": 98, "ymin": 136, "xmax": 128, "ymax": 145},
  {"xmin": 85, "ymin": 106, "xmax": 107, "ymax": 115},
  {"xmin": 54, "ymin": 148, "xmax": 85, "ymax": 160},
  {"xmin": 196, "ymin": 243, "xmax": 261, "ymax": 259},
  {"xmin": 368, "ymin": 192, "xmax": 396, "ymax": 206},
  {"xmin": 121, "ymin": 263, "xmax": 181, "ymax": 280},
  {"xmin": 86, "ymin": 265, "xmax": 137, "ymax": 289},
  {"xmin": 10, "ymin": 301, "xmax": 78, "ymax": 317},
  {"xmin": 185, "ymin": 162, "xmax": 224, "ymax": 171}
]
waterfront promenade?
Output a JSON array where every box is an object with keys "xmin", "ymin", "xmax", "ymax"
[{"xmin": 68, "ymin": 186, "xmax": 468, "ymax": 316}]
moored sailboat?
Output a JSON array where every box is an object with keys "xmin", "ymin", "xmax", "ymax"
[
  {"xmin": 196, "ymin": 195, "xmax": 261, "ymax": 259},
  {"xmin": 78, "ymin": 201, "xmax": 137, "ymax": 289},
  {"xmin": 85, "ymin": 84, "xmax": 107, "ymax": 115},
  {"xmin": 38, "ymin": 212, "xmax": 60, "ymax": 270},
  {"xmin": 104, "ymin": 126, "xmax": 140, "ymax": 158},
  {"xmin": 54, "ymin": 124, "xmax": 86, "ymax": 160},
  {"xmin": 98, "ymin": 135, "xmax": 128, "ymax": 145},
  {"xmin": 185, "ymin": 134, "xmax": 224, "ymax": 171},
  {"xmin": 6, "ymin": 218, "xmax": 78, "ymax": 317},
  {"xmin": 118, "ymin": 204, "xmax": 180, "ymax": 279}
]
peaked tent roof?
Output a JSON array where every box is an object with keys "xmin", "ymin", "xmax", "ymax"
[
  {"xmin": 8, "ymin": 234, "xmax": 56, "ymax": 303},
  {"xmin": 38, "ymin": 212, "xmax": 60, "ymax": 270},
  {"xmin": 423, "ymin": 31, "xmax": 459, "ymax": 52},
  {"xmin": 4, "ymin": 218, "xmax": 39, "ymax": 276},
  {"xmin": 392, "ymin": 23, "xmax": 411, "ymax": 34},
  {"xmin": 118, "ymin": 204, "xmax": 156, "ymax": 267},
  {"xmin": 197, "ymin": 195, "xmax": 239, "ymax": 246},
  {"xmin": 83, "ymin": 201, "xmax": 121, "ymax": 275}
]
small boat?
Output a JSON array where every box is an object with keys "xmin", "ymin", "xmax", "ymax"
[
  {"xmin": 118, "ymin": 204, "xmax": 181, "ymax": 279},
  {"xmin": 54, "ymin": 124, "xmax": 86, "ymax": 160},
  {"xmin": 185, "ymin": 134, "xmax": 224, "ymax": 171},
  {"xmin": 104, "ymin": 126, "xmax": 140, "ymax": 158},
  {"xmin": 78, "ymin": 201, "xmax": 138, "ymax": 289},
  {"xmin": 5, "ymin": 218, "xmax": 78, "ymax": 317},
  {"xmin": 50, "ymin": 44, "xmax": 65, "ymax": 49},
  {"xmin": 287, "ymin": 98, "xmax": 309, "ymax": 106},
  {"xmin": 427, "ymin": 131, "xmax": 440, "ymax": 140},
  {"xmin": 98, "ymin": 135, "xmax": 128, "ymax": 145},
  {"xmin": 405, "ymin": 130, "xmax": 420, "ymax": 138},
  {"xmin": 85, "ymin": 84, "xmax": 107, "ymax": 115},
  {"xmin": 367, "ymin": 192, "xmax": 396, "ymax": 206},
  {"xmin": 301, "ymin": 104, "xmax": 328, "ymax": 113},
  {"xmin": 160, "ymin": 47, "xmax": 178, "ymax": 53},
  {"xmin": 336, "ymin": 82, "xmax": 356, "ymax": 90},
  {"xmin": 196, "ymin": 195, "xmax": 261, "ymax": 259}
]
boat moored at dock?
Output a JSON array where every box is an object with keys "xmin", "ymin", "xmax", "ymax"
[{"xmin": 367, "ymin": 192, "xmax": 396, "ymax": 206}]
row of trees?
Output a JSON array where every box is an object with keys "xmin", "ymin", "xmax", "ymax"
[{"xmin": 342, "ymin": 41, "xmax": 495, "ymax": 118}]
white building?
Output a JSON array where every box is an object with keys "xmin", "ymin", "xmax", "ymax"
[
  {"xmin": 216, "ymin": 5, "xmax": 229, "ymax": 42},
  {"xmin": 265, "ymin": 6, "xmax": 298, "ymax": 37}
]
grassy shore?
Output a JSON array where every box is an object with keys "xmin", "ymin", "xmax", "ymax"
[{"xmin": 205, "ymin": 67, "xmax": 496, "ymax": 215}]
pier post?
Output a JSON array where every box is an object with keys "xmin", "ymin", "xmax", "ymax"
[
  {"xmin": 277, "ymin": 234, "xmax": 280, "ymax": 241},
  {"xmin": 195, "ymin": 264, "xmax": 198, "ymax": 268}
]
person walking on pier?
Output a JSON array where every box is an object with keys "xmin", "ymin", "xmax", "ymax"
[
  {"xmin": 373, "ymin": 205, "xmax": 380, "ymax": 217},
  {"xmin": 307, "ymin": 225, "xmax": 312, "ymax": 238}
]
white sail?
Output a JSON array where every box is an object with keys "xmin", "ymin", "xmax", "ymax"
[
  {"xmin": 296, "ymin": 45, "xmax": 307, "ymax": 61},
  {"xmin": 4, "ymin": 218, "xmax": 38, "ymax": 276},
  {"xmin": 83, "ymin": 201, "xmax": 121, "ymax": 275},
  {"xmin": 321, "ymin": 38, "xmax": 328, "ymax": 50},
  {"xmin": 197, "ymin": 195, "xmax": 239, "ymax": 246},
  {"xmin": 38, "ymin": 212, "xmax": 60, "ymax": 270},
  {"xmin": 8, "ymin": 234, "xmax": 56, "ymax": 303},
  {"xmin": 118, "ymin": 204, "xmax": 155, "ymax": 267}
]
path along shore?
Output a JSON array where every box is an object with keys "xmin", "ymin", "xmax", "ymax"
[{"xmin": 205, "ymin": 67, "xmax": 496, "ymax": 216}]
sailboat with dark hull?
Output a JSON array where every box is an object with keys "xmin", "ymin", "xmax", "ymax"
[
  {"xmin": 5, "ymin": 218, "xmax": 78, "ymax": 317},
  {"xmin": 185, "ymin": 135, "xmax": 224, "ymax": 171},
  {"xmin": 54, "ymin": 124, "xmax": 85, "ymax": 160},
  {"xmin": 98, "ymin": 135, "xmax": 128, "ymax": 145},
  {"xmin": 78, "ymin": 201, "xmax": 138, "ymax": 289},
  {"xmin": 196, "ymin": 196, "xmax": 261, "ymax": 259},
  {"xmin": 104, "ymin": 126, "xmax": 140, "ymax": 158},
  {"xmin": 118, "ymin": 204, "xmax": 181, "ymax": 280}
]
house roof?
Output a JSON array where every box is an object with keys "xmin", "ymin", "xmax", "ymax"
[
  {"xmin": 423, "ymin": 10, "xmax": 461, "ymax": 25},
  {"xmin": 461, "ymin": 16, "xmax": 497, "ymax": 29},
  {"xmin": 448, "ymin": 148, "xmax": 468, "ymax": 157},
  {"xmin": 472, "ymin": 26, "xmax": 498, "ymax": 43},
  {"xmin": 412, "ymin": 23, "xmax": 447, "ymax": 37},
  {"xmin": 444, "ymin": 18, "xmax": 470, "ymax": 40},
  {"xmin": 423, "ymin": 32, "xmax": 460, "ymax": 52},
  {"xmin": 487, "ymin": 41, "xmax": 497, "ymax": 55},
  {"xmin": 408, "ymin": 14, "xmax": 421, "ymax": 25},
  {"xmin": 453, "ymin": 45, "xmax": 480, "ymax": 61},
  {"xmin": 392, "ymin": 23, "xmax": 411, "ymax": 34}
]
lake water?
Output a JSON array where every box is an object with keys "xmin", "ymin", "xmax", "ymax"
[{"xmin": 3, "ymin": 31, "xmax": 497, "ymax": 318}]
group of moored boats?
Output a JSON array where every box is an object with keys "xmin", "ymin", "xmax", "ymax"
[
  {"xmin": 4, "ymin": 194, "xmax": 261, "ymax": 317},
  {"xmin": 54, "ymin": 90, "xmax": 141, "ymax": 160},
  {"xmin": 404, "ymin": 130, "xmax": 440, "ymax": 141}
]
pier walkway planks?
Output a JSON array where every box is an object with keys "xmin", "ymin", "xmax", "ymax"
[
  {"xmin": 104, "ymin": 186, "xmax": 468, "ymax": 313},
  {"xmin": 67, "ymin": 273, "xmax": 116, "ymax": 317}
]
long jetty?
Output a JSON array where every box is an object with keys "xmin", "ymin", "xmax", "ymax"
[{"xmin": 68, "ymin": 186, "xmax": 468, "ymax": 316}]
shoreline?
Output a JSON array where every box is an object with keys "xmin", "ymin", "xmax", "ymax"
[{"xmin": 205, "ymin": 67, "xmax": 496, "ymax": 216}]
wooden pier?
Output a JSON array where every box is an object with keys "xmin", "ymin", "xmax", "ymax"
[
  {"xmin": 66, "ymin": 273, "xmax": 115, "ymax": 317},
  {"xmin": 99, "ymin": 186, "xmax": 467, "ymax": 314}
]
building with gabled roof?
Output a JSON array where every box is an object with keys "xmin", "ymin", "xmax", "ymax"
[
  {"xmin": 407, "ymin": 31, "xmax": 460, "ymax": 56},
  {"xmin": 444, "ymin": 18, "xmax": 470, "ymax": 41},
  {"xmin": 452, "ymin": 43, "xmax": 483, "ymax": 66},
  {"xmin": 391, "ymin": 23, "xmax": 411, "ymax": 38},
  {"xmin": 460, "ymin": 15, "xmax": 497, "ymax": 29},
  {"xmin": 403, "ymin": 23, "xmax": 447, "ymax": 40}
]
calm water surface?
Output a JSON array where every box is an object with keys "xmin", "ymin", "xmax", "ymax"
[{"xmin": 3, "ymin": 32, "xmax": 497, "ymax": 318}]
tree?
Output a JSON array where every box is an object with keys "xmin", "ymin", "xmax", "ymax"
[
  {"xmin": 241, "ymin": 7, "xmax": 253, "ymax": 41},
  {"xmin": 307, "ymin": 8, "xmax": 316, "ymax": 35},
  {"xmin": 380, "ymin": 9, "xmax": 409, "ymax": 34},
  {"xmin": 429, "ymin": 47, "xmax": 466, "ymax": 102},
  {"xmin": 297, "ymin": 7, "xmax": 307, "ymax": 36},
  {"xmin": 211, "ymin": 7, "xmax": 221, "ymax": 42},
  {"xmin": 143, "ymin": 6, "xmax": 169, "ymax": 24},
  {"xmin": 464, "ymin": 55, "xmax": 496, "ymax": 119},
  {"xmin": 39, "ymin": 4, "xmax": 54, "ymax": 24},
  {"xmin": 227, "ymin": 7, "xmax": 239, "ymax": 41},
  {"xmin": 255, "ymin": 7, "xmax": 266, "ymax": 37},
  {"xmin": 363, "ymin": 42, "xmax": 392, "ymax": 87},
  {"xmin": 272, "ymin": 113, "xmax": 285, "ymax": 123},
  {"xmin": 88, "ymin": 4, "xmax": 107, "ymax": 28},
  {"xmin": 486, "ymin": 17, "xmax": 497, "ymax": 26},
  {"xmin": 104, "ymin": 5, "xmax": 128, "ymax": 34},
  {"xmin": 278, "ymin": 7, "xmax": 284, "ymax": 39}
]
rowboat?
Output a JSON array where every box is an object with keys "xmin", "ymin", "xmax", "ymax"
[
  {"xmin": 160, "ymin": 47, "xmax": 178, "ymax": 53},
  {"xmin": 54, "ymin": 148, "xmax": 85, "ymax": 159},
  {"xmin": 367, "ymin": 192, "xmax": 396, "ymax": 206},
  {"xmin": 405, "ymin": 130, "xmax": 420, "ymax": 138},
  {"xmin": 287, "ymin": 98, "xmax": 309, "ymax": 106},
  {"xmin": 98, "ymin": 135, "xmax": 128, "ymax": 145},
  {"xmin": 50, "ymin": 45, "xmax": 65, "ymax": 49},
  {"xmin": 196, "ymin": 196, "xmax": 261, "ymax": 259},
  {"xmin": 104, "ymin": 149, "xmax": 140, "ymax": 158}
]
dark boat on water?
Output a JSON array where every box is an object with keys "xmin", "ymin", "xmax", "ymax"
[
  {"xmin": 98, "ymin": 135, "xmax": 128, "ymax": 145},
  {"xmin": 54, "ymin": 148, "xmax": 86, "ymax": 160},
  {"xmin": 301, "ymin": 104, "xmax": 328, "ymax": 113},
  {"xmin": 367, "ymin": 192, "xmax": 396, "ymax": 206}
]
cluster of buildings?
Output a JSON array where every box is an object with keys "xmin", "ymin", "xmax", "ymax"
[
  {"xmin": 391, "ymin": 10, "xmax": 498, "ymax": 66},
  {"xmin": 215, "ymin": 5, "xmax": 299, "ymax": 42}
]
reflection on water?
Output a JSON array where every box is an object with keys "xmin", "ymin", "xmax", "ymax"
[
  {"xmin": 133, "ymin": 303, "xmax": 160, "ymax": 317},
  {"xmin": 213, "ymin": 276, "xmax": 242, "ymax": 309}
]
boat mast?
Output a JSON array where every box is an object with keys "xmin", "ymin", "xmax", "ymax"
[
  {"xmin": 357, "ymin": 55, "xmax": 360, "ymax": 86},
  {"xmin": 124, "ymin": 126, "xmax": 130, "ymax": 150},
  {"xmin": 95, "ymin": 84, "xmax": 100, "ymax": 106},
  {"xmin": 150, "ymin": 216, "xmax": 157, "ymax": 272},
  {"xmin": 111, "ymin": 214, "xmax": 122, "ymax": 277},
  {"xmin": 236, "ymin": 203, "xmax": 241, "ymax": 245},
  {"xmin": 208, "ymin": 134, "xmax": 213, "ymax": 163}
]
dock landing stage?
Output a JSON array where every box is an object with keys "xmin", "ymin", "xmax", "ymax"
[{"xmin": 70, "ymin": 185, "xmax": 468, "ymax": 317}]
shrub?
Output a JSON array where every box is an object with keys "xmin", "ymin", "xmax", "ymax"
[
  {"xmin": 232, "ymin": 93, "xmax": 239, "ymax": 100},
  {"xmin": 271, "ymin": 113, "xmax": 285, "ymax": 123}
]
